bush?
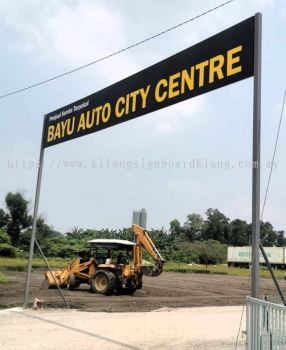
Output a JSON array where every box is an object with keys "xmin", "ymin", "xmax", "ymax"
[
  {"xmin": 0, "ymin": 243, "xmax": 18, "ymax": 257},
  {"xmin": 168, "ymin": 239, "xmax": 227, "ymax": 264},
  {"xmin": 0, "ymin": 230, "xmax": 11, "ymax": 244},
  {"xmin": 41, "ymin": 237, "xmax": 89, "ymax": 258}
]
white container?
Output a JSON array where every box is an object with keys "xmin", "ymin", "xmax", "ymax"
[{"xmin": 227, "ymin": 246, "xmax": 285, "ymax": 265}]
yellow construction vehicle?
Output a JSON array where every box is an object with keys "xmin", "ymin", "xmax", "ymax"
[{"xmin": 45, "ymin": 224, "xmax": 165, "ymax": 295}]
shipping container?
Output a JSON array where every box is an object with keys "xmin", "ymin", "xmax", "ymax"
[{"xmin": 227, "ymin": 246, "xmax": 285, "ymax": 268}]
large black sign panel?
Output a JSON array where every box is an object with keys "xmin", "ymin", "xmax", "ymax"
[{"xmin": 43, "ymin": 16, "xmax": 255, "ymax": 148}]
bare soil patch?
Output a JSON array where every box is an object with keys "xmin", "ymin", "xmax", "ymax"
[{"xmin": 0, "ymin": 271, "xmax": 283, "ymax": 311}]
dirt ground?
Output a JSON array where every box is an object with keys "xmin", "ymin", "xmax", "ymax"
[{"xmin": 0, "ymin": 271, "xmax": 284, "ymax": 311}]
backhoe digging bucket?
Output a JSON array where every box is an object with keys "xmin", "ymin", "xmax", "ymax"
[
  {"xmin": 45, "ymin": 270, "xmax": 69, "ymax": 288},
  {"xmin": 141, "ymin": 260, "xmax": 165, "ymax": 277}
]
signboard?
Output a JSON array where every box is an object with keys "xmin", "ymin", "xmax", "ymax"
[
  {"xmin": 43, "ymin": 16, "xmax": 255, "ymax": 148},
  {"xmin": 25, "ymin": 14, "xmax": 262, "ymax": 307}
]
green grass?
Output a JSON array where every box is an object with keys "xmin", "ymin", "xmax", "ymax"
[
  {"xmin": 0, "ymin": 258, "xmax": 285, "ymax": 280},
  {"xmin": 0, "ymin": 257, "xmax": 67, "ymax": 272},
  {"xmin": 0, "ymin": 272, "xmax": 8, "ymax": 284},
  {"xmin": 164, "ymin": 261, "xmax": 286, "ymax": 280}
]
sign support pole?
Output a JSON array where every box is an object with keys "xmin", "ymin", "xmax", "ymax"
[
  {"xmin": 251, "ymin": 12, "xmax": 262, "ymax": 298},
  {"xmin": 23, "ymin": 136, "xmax": 45, "ymax": 308}
]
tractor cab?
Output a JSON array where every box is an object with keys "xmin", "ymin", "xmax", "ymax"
[
  {"xmin": 88, "ymin": 239, "xmax": 135, "ymax": 266},
  {"xmin": 87, "ymin": 239, "xmax": 137, "ymax": 295}
]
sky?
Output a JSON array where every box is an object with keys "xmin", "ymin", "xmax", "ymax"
[{"xmin": 0, "ymin": 0, "xmax": 285, "ymax": 233}]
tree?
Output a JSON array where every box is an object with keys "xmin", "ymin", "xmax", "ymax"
[
  {"xmin": 66, "ymin": 226, "xmax": 85, "ymax": 239},
  {"xmin": 5, "ymin": 192, "xmax": 32, "ymax": 245},
  {"xmin": 117, "ymin": 228, "xmax": 133, "ymax": 241},
  {"xmin": 260, "ymin": 221, "xmax": 278, "ymax": 246},
  {"xmin": 169, "ymin": 219, "xmax": 181, "ymax": 237},
  {"xmin": 36, "ymin": 216, "xmax": 54, "ymax": 239},
  {"xmin": 183, "ymin": 213, "xmax": 204, "ymax": 241},
  {"xmin": 202, "ymin": 208, "xmax": 230, "ymax": 243},
  {"xmin": 0, "ymin": 209, "xmax": 9, "ymax": 230},
  {"xmin": 228, "ymin": 219, "xmax": 249, "ymax": 246},
  {"xmin": 276, "ymin": 231, "xmax": 286, "ymax": 247},
  {"xmin": 18, "ymin": 215, "xmax": 61, "ymax": 250}
]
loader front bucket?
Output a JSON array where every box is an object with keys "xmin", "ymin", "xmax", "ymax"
[{"xmin": 45, "ymin": 270, "xmax": 69, "ymax": 288}]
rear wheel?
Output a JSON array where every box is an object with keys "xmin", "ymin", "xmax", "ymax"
[{"xmin": 90, "ymin": 270, "xmax": 117, "ymax": 295}]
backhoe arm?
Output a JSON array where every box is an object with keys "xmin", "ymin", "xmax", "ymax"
[{"xmin": 132, "ymin": 224, "xmax": 165, "ymax": 276}]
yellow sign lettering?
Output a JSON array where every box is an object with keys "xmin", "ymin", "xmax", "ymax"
[
  {"xmin": 115, "ymin": 97, "xmax": 125, "ymax": 118},
  {"xmin": 227, "ymin": 45, "xmax": 242, "ymax": 76},
  {"xmin": 168, "ymin": 72, "xmax": 181, "ymax": 99},
  {"xmin": 102, "ymin": 103, "xmax": 111, "ymax": 123},
  {"xmin": 195, "ymin": 60, "xmax": 209, "ymax": 87},
  {"xmin": 140, "ymin": 85, "xmax": 150, "ymax": 108},
  {"xmin": 47, "ymin": 125, "xmax": 55, "ymax": 142},
  {"xmin": 54, "ymin": 123, "xmax": 61, "ymax": 139},
  {"xmin": 77, "ymin": 113, "xmax": 86, "ymax": 132},
  {"xmin": 155, "ymin": 79, "xmax": 168, "ymax": 102},
  {"xmin": 86, "ymin": 111, "xmax": 94, "ymax": 129},
  {"xmin": 130, "ymin": 90, "xmax": 140, "ymax": 112},
  {"xmin": 181, "ymin": 67, "xmax": 195, "ymax": 94},
  {"xmin": 209, "ymin": 55, "xmax": 224, "ymax": 83}
]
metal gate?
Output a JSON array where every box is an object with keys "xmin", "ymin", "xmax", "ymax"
[{"xmin": 247, "ymin": 296, "xmax": 286, "ymax": 349}]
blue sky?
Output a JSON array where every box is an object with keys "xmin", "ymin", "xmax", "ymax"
[{"xmin": 0, "ymin": 0, "xmax": 285, "ymax": 233}]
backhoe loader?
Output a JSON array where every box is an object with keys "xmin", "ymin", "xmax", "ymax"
[{"xmin": 45, "ymin": 224, "xmax": 165, "ymax": 295}]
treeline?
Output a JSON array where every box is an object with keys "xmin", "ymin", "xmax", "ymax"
[
  {"xmin": 0, "ymin": 192, "xmax": 285, "ymax": 265},
  {"xmin": 169, "ymin": 209, "xmax": 286, "ymax": 247}
]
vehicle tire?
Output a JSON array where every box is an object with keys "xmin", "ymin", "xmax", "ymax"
[
  {"xmin": 124, "ymin": 286, "xmax": 136, "ymax": 295},
  {"xmin": 90, "ymin": 270, "xmax": 117, "ymax": 295},
  {"xmin": 67, "ymin": 273, "xmax": 77, "ymax": 290}
]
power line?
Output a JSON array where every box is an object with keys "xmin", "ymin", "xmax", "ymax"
[
  {"xmin": 0, "ymin": 0, "xmax": 235, "ymax": 100},
  {"xmin": 261, "ymin": 88, "xmax": 286, "ymax": 220}
]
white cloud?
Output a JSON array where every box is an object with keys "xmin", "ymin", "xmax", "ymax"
[
  {"xmin": 171, "ymin": 0, "xmax": 275, "ymax": 51},
  {"xmin": 0, "ymin": 1, "xmax": 122, "ymax": 59},
  {"xmin": 0, "ymin": 0, "xmax": 139, "ymax": 83},
  {"xmin": 43, "ymin": 3, "xmax": 124, "ymax": 64},
  {"xmin": 0, "ymin": 0, "xmax": 276, "ymax": 87},
  {"xmin": 150, "ymin": 95, "xmax": 206, "ymax": 134}
]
